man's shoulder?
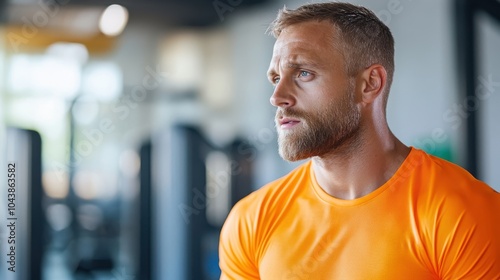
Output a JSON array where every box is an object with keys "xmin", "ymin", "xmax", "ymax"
[
  {"xmin": 221, "ymin": 160, "xmax": 312, "ymax": 250},
  {"xmin": 409, "ymin": 148, "xmax": 489, "ymax": 187},
  {"xmin": 409, "ymin": 148, "xmax": 500, "ymax": 211}
]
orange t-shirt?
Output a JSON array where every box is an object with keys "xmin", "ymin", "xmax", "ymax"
[{"xmin": 219, "ymin": 148, "xmax": 500, "ymax": 279}]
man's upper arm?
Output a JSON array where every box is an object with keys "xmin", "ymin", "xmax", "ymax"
[
  {"xmin": 219, "ymin": 202, "xmax": 260, "ymax": 280},
  {"xmin": 433, "ymin": 187, "xmax": 500, "ymax": 279}
]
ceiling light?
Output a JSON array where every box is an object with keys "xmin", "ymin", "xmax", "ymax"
[{"xmin": 99, "ymin": 4, "xmax": 129, "ymax": 36}]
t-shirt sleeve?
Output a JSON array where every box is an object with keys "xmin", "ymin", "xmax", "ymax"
[
  {"xmin": 430, "ymin": 183, "xmax": 500, "ymax": 279},
  {"xmin": 219, "ymin": 201, "xmax": 260, "ymax": 280}
]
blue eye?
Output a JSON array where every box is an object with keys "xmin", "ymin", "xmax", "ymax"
[
  {"xmin": 299, "ymin": 71, "xmax": 310, "ymax": 77},
  {"xmin": 273, "ymin": 77, "xmax": 281, "ymax": 84}
]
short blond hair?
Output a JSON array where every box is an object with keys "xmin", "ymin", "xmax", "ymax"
[{"xmin": 268, "ymin": 2, "xmax": 395, "ymax": 106}]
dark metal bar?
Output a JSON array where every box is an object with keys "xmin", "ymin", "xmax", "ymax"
[
  {"xmin": 229, "ymin": 139, "xmax": 254, "ymax": 207},
  {"xmin": 179, "ymin": 126, "xmax": 206, "ymax": 280},
  {"xmin": 139, "ymin": 141, "xmax": 153, "ymax": 280},
  {"xmin": 455, "ymin": 0, "xmax": 479, "ymax": 177},
  {"xmin": 29, "ymin": 130, "xmax": 43, "ymax": 280}
]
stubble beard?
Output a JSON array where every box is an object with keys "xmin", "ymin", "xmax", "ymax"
[{"xmin": 276, "ymin": 89, "xmax": 361, "ymax": 162}]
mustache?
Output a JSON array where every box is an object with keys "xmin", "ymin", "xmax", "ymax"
[{"xmin": 275, "ymin": 108, "xmax": 307, "ymax": 120}]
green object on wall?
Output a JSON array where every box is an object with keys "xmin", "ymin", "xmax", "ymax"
[{"xmin": 413, "ymin": 137, "xmax": 455, "ymax": 163}]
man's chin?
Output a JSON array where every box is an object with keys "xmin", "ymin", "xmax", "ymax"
[{"xmin": 278, "ymin": 147, "xmax": 312, "ymax": 162}]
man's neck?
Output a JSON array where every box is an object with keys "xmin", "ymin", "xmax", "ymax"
[{"xmin": 311, "ymin": 129, "xmax": 410, "ymax": 200}]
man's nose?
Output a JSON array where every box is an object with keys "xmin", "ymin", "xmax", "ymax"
[{"xmin": 269, "ymin": 79, "xmax": 295, "ymax": 108}]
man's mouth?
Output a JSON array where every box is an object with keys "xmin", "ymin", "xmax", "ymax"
[{"xmin": 279, "ymin": 117, "xmax": 301, "ymax": 129}]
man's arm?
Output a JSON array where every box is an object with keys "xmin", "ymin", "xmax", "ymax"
[
  {"xmin": 430, "ymin": 184, "xmax": 500, "ymax": 279},
  {"xmin": 219, "ymin": 202, "xmax": 260, "ymax": 280}
]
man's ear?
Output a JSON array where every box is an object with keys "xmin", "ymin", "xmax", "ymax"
[{"xmin": 359, "ymin": 64, "xmax": 387, "ymax": 104}]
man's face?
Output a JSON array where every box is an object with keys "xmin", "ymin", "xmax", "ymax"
[{"xmin": 267, "ymin": 20, "xmax": 361, "ymax": 161}]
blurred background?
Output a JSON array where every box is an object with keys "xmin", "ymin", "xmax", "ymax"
[{"xmin": 0, "ymin": 0, "xmax": 499, "ymax": 279}]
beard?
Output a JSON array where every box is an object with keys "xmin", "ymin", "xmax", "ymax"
[{"xmin": 275, "ymin": 87, "xmax": 361, "ymax": 162}]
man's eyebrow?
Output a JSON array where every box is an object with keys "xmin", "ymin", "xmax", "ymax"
[
  {"xmin": 266, "ymin": 56, "xmax": 323, "ymax": 81},
  {"xmin": 286, "ymin": 53, "xmax": 326, "ymax": 70},
  {"xmin": 282, "ymin": 56, "xmax": 320, "ymax": 69},
  {"xmin": 284, "ymin": 61, "xmax": 318, "ymax": 69},
  {"xmin": 267, "ymin": 58, "xmax": 319, "ymax": 76},
  {"xmin": 267, "ymin": 68, "xmax": 277, "ymax": 79}
]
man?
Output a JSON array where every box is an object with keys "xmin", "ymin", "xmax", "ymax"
[{"xmin": 219, "ymin": 2, "xmax": 500, "ymax": 279}]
